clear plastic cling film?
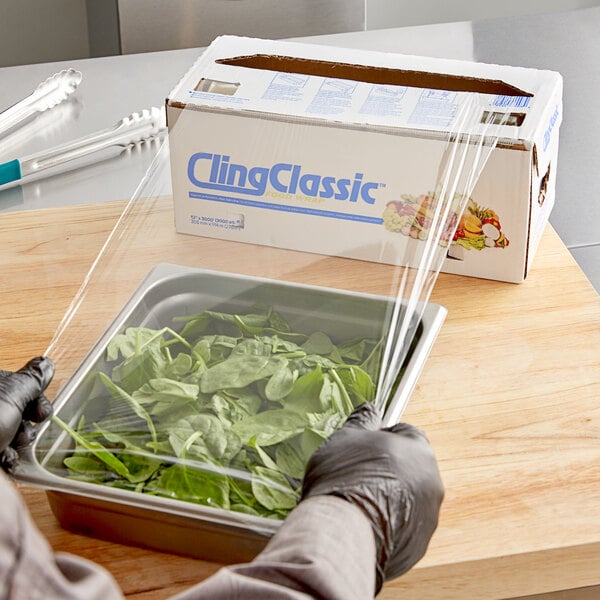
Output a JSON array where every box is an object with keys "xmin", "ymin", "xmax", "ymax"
[{"xmin": 17, "ymin": 56, "xmax": 514, "ymax": 539}]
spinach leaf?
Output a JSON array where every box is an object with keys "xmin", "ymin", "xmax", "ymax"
[
  {"xmin": 247, "ymin": 436, "xmax": 280, "ymax": 471},
  {"xmin": 319, "ymin": 373, "xmax": 344, "ymax": 416},
  {"xmin": 168, "ymin": 414, "xmax": 228, "ymax": 461},
  {"xmin": 232, "ymin": 409, "xmax": 308, "ymax": 446},
  {"xmin": 337, "ymin": 337, "xmax": 380, "ymax": 364},
  {"xmin": 251, "ymin": 466, "xmax": 298, "ymax": 511},
  {"xmin": 176, "ymin": 306, "xmax": 273, "ymax": 341},
  {"xmin": 200, "ymin": 353, "xmax": 287, "ymax": 394},
  {"xmin": 111, "ymin": 343, "xmax": 167, "ymax": 393},
  {"xmin": 299, "ymin": 427, "xmax": 329, "ymax": 459},
  {"xmin": 98, "ymin": 372, "xmax": 158, "ymax": 448},
  {"xmin": 163, "ymin": 352, "xmax": 201, "ymax": 380},
  {"xmin": 255, "ymin": 335, "xmax": 306, "ymax": 358},
  {"xmin": 275, "ymin": 438, "xmax": 307, "ymax": 480},
  {"xmin": 192, "ymin": 334, "xmax": 239, "ymax": 365},
  {"xmin": 301, "ymin": 354, "xmax": 338, "ymax": 370},
  {"xmin": 282, "ymin": 365, "xmax": 326, "ymax": 413},
  {"xmin": 329, "ymin": 369, "xmax": 355, "ymax": 416},
  {"xmin": 53, "ymin": 416, "xmax": 132, "ymax": 480},
  {"xmin": 207, "ymin": 390, "xmax": 261, "ymax": 427},
  {"xmin": 335, "ymin": 366, "xmax": 375, "ymax": 407},
  {"xmin": 64, "ymin": 456, "xmax": 108, "ymax": 482},
  {"xmin": 268, "ymin": 310, "xmax": 292, "ymax": 333},
  {"xmin": 106, "ymin": 327, "xmax": 161, "ymax": 361},
  {"xmin": 132, "ymin": 378, "xmax": 200, "ymax": 418},
  {"xmin": 92, "ymin": 424, "xmax": 162, "ymax": 483},
  {"xmin": 149, "ymin": 463, "xmax": 230, "ymax": 509},
  {"xmin": 264, "ymin": 363, "xmax": 296, "ymax": 401}
]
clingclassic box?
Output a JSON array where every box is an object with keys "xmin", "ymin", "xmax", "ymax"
[{"xmin": 166, "ymin": 36, "xmax": 562, "ymax": 283}]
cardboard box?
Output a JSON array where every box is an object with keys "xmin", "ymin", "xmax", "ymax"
[{"xmin": 166, "ymin": 36, "xmax": 562, "ymax": 282}]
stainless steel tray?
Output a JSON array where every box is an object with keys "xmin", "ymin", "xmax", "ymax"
[{"xmin": 16, "ymin": 263, "xmax": 446, "ymax": 562}]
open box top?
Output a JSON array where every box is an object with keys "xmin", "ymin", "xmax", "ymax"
[{"xmin": 168, "ymin": 35, "xmax": 562, "ymax": 160}]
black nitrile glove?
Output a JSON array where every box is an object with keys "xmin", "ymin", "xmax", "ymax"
[
  {"xmin": 0, "ymin": 356, "xmax": 54, "ymax": 473},
  {"xmin": 302, "ymin": 402, "xmax": 444, "ymax": 594}
]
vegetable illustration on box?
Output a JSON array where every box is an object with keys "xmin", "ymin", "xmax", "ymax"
[
  {"xmin": 452, "ymin": 198, "xmax": 509, "ymax": 254},
  {"xmin": 383, "ymin": 194, "xmax": 509, "ymax": 260}
]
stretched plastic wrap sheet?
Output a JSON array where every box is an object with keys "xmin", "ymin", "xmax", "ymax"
[{"xmin": 15, "ymin": 82, "xmax": 511, "ymax": 558}]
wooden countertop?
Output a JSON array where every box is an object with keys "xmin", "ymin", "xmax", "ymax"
[{"xmin": 1, "ymin": 201, "xmax": 598, "ymax": 599}]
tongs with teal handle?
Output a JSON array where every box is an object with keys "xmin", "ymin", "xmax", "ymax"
[{"xmin": 0, "ymin": 106, "xmax": 166, "ymax": 187}]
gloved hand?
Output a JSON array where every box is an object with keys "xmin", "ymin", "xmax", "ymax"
[
  {"xmin": 0, "ymin": 357, "xmax": 54, "ymax": 473},
  {"xmin": 302, "ymin": 402, "xmax": 444, "ymax": 593}
]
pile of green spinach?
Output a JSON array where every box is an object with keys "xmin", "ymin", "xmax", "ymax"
[{"xmin": 54, "ymin": 304, "xmax": 382, "ymax": 520}]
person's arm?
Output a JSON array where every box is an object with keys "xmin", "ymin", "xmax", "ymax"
[
  {"xmin": 176, "ymin": 403, "xmax": 444, "ymax": 599},
  {"xmin": 0, "ymin": 358, "xmax": 124, "ymax": 599},
  {"xmin": 175, "ymin": 496, "xmax": 376, "ymax": 600},
  {"xmin": 0, "ymin": 469, "xmax": 124, "ymax": 600},
  {"xmin": 1, "ymin": 358, "xmax": 443, "ymax": 600}
]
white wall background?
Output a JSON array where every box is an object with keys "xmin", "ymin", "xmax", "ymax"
[
  {"xmin": 1, "ymin": 0, "xmax": 600, "ymax": 67},
  {"xmin": 0, "ymin": 0, "xmax": 90, "ymax": 67},
  {"xmin": 366, "ymin": 0, "xmax": 600, "ymax": 28},
  {"xmin": 116, "ymin": 0, "xmax": 364, "ymax": 54}
]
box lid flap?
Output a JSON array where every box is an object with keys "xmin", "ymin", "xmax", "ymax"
[{"xmin": 169, "ymin": 36, "xmax": 562, "ymax": 145}]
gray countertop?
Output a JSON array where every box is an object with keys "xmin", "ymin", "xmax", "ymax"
[
  {"xmin": 1, "ymin": 7, "xmax": 598, "ymax": 291},
  {"xmin": 0, "ymin": 48, "xmax": 201, "ymax": 211}
]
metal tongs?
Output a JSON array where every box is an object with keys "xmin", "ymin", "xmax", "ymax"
[
  {"xmin": 0, "ymin": 106, "xmax": 166, "ymax": 187},
  {"xmin": 0, "ymin": 68, "xmax": 82, "ymax": 138}
]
